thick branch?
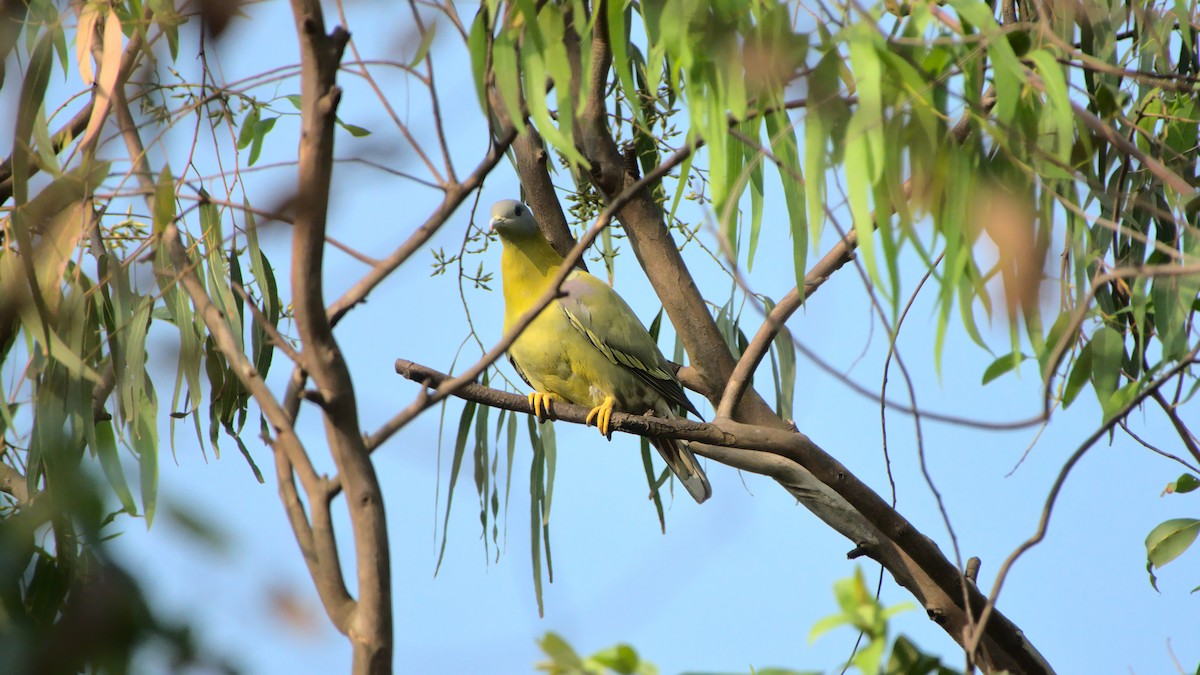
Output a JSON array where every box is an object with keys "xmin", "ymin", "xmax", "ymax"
[
  {"xmin": 286, "ymin": 1, "xmax": 391, "ymax": 671},
  {"xmin": 394, "ymin": 359, "xmax": 1055, "ymax": 675},
  {"xmin": 162, "ymin": 223, "xmax": 353, "ymax": 630}
]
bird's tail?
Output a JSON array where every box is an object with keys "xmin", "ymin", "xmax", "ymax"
[{"xmin": 650, "ymin": 437, "xmax": 712, "ymax": 504}]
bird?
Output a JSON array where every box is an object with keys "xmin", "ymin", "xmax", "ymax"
[{"xmin": 489, "ymin": 199, "xmax": 712, "ymax": 504}]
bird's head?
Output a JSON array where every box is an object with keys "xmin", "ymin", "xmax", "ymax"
[{"xmin": 489, "ymin": 200, "xmax": 541, "ymax": 240}]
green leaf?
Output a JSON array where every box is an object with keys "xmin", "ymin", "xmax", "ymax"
[
  {"xmin": 89, "ymin": 418, "xmax": 137, "ymax": 515},
  {"xmin": 237, "ymin": 106, "xmax": 260, "ymax": 150},
  {"xmin": 504, "ymin": 410, "xmax": 516, "ymax": 541},
  {"xmin": 1089, "ymin": 326, "xmax": 1123, "ymax": 415},
  {"xmin": 640, "ymin": 438, "xmax": 666, "ymax": 533},
  {"xmin": 1165, "ymin": 474, "xmax": 1200, "ymax": 495},
  {"xmin": 245, "ymin": 202, "xmax": 279, "ymax": 380},
  {"xmin": 248, "ymin": 116, "xmax": 277, "ymax": 166},
  {"xmin": 1151, "ymin": 238, "xmax": 1200, "ymax": 361},
  {"xmin": 435, "ymin": 400, "xmax": 476, "ymax": 575},
  {"xmin": 153, "ymin": 166, "xmax": 175, "ymax": 234},
  {"xmin": 1028, "ymin": 49, "xmax": 1073, "ymax": 162},
  {"xmin": 13, "ymin": 30, "xmax": 55, "ymax": 206},
  {"xmin": 764, "ymin": 110, "xmax": 807, "ymax": 297},
  {"xmin": 949, "ymin": 0, "xmax": 1024, "ymax": 125},
  {"xmin": 982, "ymin": 352, "xmax": 1024, "ymax": 385},
  {"xmin": 607, "ymin": 0, "xmax": 643, "ymax": 131},
  {"xmin": 539, "ymin": 632, "xmax": 584, "ymax": 669},
  {"xmin": 337, "ymin": 119, "xmax": 371, "ymax": 137},
  {"xmin": 1062, "ymin": 342, "xmax": 1093, "ymax": 408},
  {"xmin": 528, "ymin": 414, "xmax": 546, "ymax": 617},
  {"xmin": 805, "ymin": 51, "xmax": 840, "ymax": 244},
  {"xmin": 409, "ymin": 21, "xmax": 436, "ymax": 67},
  {"xmin": 492, "ymin": 27, "xmax": 525, "ymax": 133},
  {"xmin": 590, "ymin": 643, "xmax": 640, "ymax": 674},
  {"xmin": 134, "ymin": 385, "xmax": 159, "ymax": 527},
  {"xmin": 1146, "ymin": 518, "xmax": 1200, "ymax": 570},
  {"xmin": 467, "ymin": 9, "xmax": 491, "ymax": 115}
]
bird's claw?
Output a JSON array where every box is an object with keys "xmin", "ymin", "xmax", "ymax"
[
  {"xmin": 528, "ymin": 392, "xmax": 557, "ymax": 421},
  {"xmin": 585, "ymin": 396, "xmax": 616, "ymax": 439}
]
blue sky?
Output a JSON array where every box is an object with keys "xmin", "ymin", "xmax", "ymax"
[{"xmin": 3, "ymin": 1, "xmax": 1194, "ymax": 673}]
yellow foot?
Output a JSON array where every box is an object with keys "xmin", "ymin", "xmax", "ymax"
[
  {"xmin": 528, "ymin": 392, "xmax": 558, "ymax": 421},
  {"xmin": 585, "ymin": 396, "xmax": 617, "ymax": 438}
]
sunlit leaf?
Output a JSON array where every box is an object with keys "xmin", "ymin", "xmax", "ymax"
[{"xmin": 1146, "ymin": 518, "xmax": 1200, "ymax": 570}]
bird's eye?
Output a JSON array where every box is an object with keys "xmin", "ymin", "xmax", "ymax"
[{"xmin": 514, "ymin": 205, "xmax": 523, "ymax": 216}]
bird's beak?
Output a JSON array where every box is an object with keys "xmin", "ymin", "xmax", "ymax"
[{"xmin": 489, "ymin": 216, "xmax": 503, "ymax": 231}]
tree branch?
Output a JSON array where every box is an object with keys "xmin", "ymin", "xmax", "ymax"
[
  {"xmin": 393, "ymin": 358, "xmax": 1055, "ymax": 674},
  {"xmin": 161, "ymin": 223, "xmax": 353, "ymax": 631},
  {"xmin": 287, "ymin": 0, "xmax": 391, "ymax": 670}
]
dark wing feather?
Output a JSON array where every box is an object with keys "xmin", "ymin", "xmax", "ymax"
[{"xmin": 507, "ymin": 352, "xmax": 533, "ymax": 389}]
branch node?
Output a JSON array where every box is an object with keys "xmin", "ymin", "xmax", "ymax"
[
  {"xmin": 302, "ymin": 388, "xmax": 329, "ymax": 407},
  {"xmin": 965, "ymin": 556, "xmax": 982, "ymax": 583},
  {"xmin": 330, "ymin": 25, "xmax": 350, "ymax": 53}
]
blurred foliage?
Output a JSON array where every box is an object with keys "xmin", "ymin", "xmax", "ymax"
[{"xmin": 535, "ymin": 569, "xmax": 958, "ymax": 675}]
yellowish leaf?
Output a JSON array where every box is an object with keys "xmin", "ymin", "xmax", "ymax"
[
  {"xmin": 75, "ymin": 4, "xmax": 99, "ymax": 86},
  {"xmin": 80, "ymin": 8, "xmax": 124, "ymax": 150}
]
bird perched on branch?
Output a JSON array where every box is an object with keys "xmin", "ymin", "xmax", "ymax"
[{"xmin": 490, "ymin": 199, "xmax": 712, "ymax": 504}]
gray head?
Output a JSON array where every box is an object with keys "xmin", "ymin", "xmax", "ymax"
[{"xmin": 489, "ymin": 200, "xmax": 540, "ymax": 239}]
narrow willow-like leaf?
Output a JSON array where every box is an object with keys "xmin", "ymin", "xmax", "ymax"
[
  {"xmin": 503, "ymin": 410, "xmax": 517, "ymax": 545},
  {"xmin": 537, "ymin": 5, "xmax": 576, "ymax": 153},
  {"xmin": 13, "ymin": 30, "xmax": 55, "ymax": 206},
  {"xmin": 847, "ymin": 34, "xmax": 884, "ymax": 184},
  {"xmin": 667, "ymin": 151, "xmax": 694, "ymax": 226},
  {"xmin": 949, "ymin": 0, "xmax": 1024, "ymax": 125},
  {"xmin": 805, "ymin": 51, "xmax": 839, "ymax": 243},
  {"xmin": 640, "ymin": 438, "xmax": 666, "ymax": 533},
  {"xmin": 90, "ymin": 417, "xmax": 137, "ymax": 515},
  {"xmin": 519, "ymin": 30, "xmax": 586, "ymax": 167},
  {"xmin": 764, "ymin": 110, "xmax": 807, "ymax": 297},
  {"xmin": 121, "ymin": 296, "xmax": 153, "ymax": 433},
  {"xmin": 200, "ymin": 197, "xmax": 242, "ymax": 352},
  {"xmin": 152, "ymin": 166, "xmax": 174, "ymax": 234},
  {"xmin": 539, "ymin": 419, "xmax": 556, "ymax": 523},
  {"xmin": 473, "ymin": 380, "xmax": 491, "ymax": 551},
  {"xmin": 31, "ymin": 105, "xmax": 61, "ymax": 176},
  {"xmin": 467, "ymin": 9, "xmax": 491, "ymax": 115},
  {"xmin": 492, "ymin": 28, "xmax": 525, "ymax": 133},
  {"xmin": 773, "ymin": 319, "xmax": 797, "ymax": 422},
  {"xmin": 607, "ymin": 0, "xmax": 643, "ymax": 130},
  {"xmin": 227, "ymin": 429, "xmax": 264, "ymax": 484},
  {"xmin": 981, "ymin": 352, "xmax": 1024, "ymax": 385},
  {"xmin": 956, "ymin": 271, "xmax": 989, "ymax": 351},
  {"xmin": 135, "ymin": 383, "xmax": 159, "ymax": 527},
  {"xmin": 409, "ymin": 20, "xmax": 436, "ymax": 67},
  {"xmin": 1029, "ymin": 49, "xmax": 1074, "ymax": 162},
  {"xmin": 528, "ymin": 413, "xmax": 545, "ymax": 617},
  {"xmin": 747, "ymin": 131, "xmax": 765, "ymax": 272},
  {"xmin": 435, "ymin": 400, "xmax": 476, "ymax": 575},
  {"xmin": 245, "ymin": 201, "xmax": 279, "ymax": 379}
]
